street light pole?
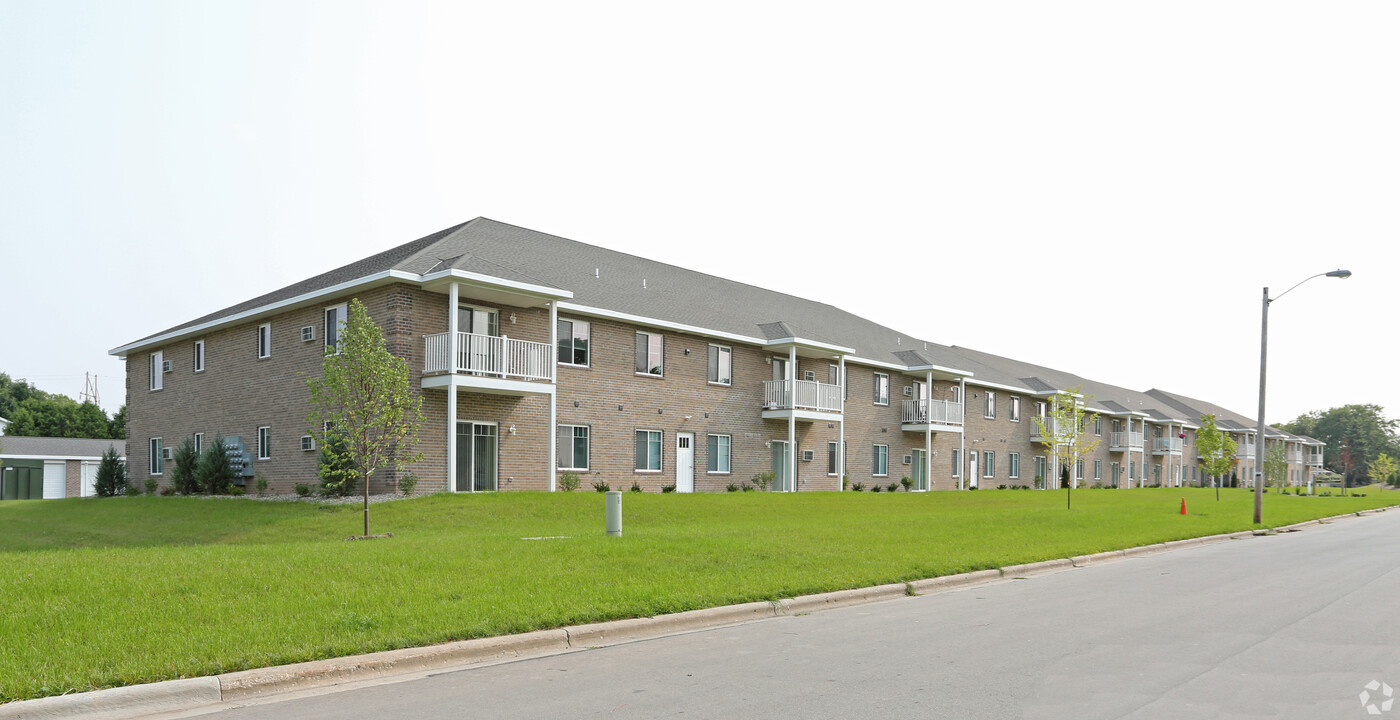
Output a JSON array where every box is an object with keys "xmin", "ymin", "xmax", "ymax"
[{"xmin": 1254, "ymin": 269, "xmax": 1352, "ymax": 525}]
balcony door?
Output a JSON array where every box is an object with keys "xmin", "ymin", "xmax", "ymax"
[
  {"xmin": 912, "ymin": 380, "xmax": 928, "ymax": 422},
  {"xmin": 771, "ymin": 440, "xmax": 791, "ymax": 492},
  {"xmin": 455, "ymin": 421, "xmax": 498, "ymax": 492},
  {"xmin": 912, "ymin": 449, "xmax": 928, "ymax": 491},
  {"xmin": 458, "ymin": 306, "xmax": 499, "ymax": 374}
]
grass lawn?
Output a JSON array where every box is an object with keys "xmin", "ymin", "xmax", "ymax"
[{"xmin": 1, "ymin": 486, "xmax": 1396, "ymax": 702}]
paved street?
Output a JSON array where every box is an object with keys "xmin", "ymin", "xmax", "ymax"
[{"xmin": 171, "ymin": 511, "xmax": 1400, "ymax": 719}]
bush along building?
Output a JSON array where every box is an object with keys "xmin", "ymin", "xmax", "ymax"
[{"xmin": 110, "ymin": 218, "xmax": 1327, "ymax": 495}]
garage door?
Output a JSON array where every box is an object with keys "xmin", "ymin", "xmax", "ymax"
[
  {"xmin": 44, "ymin": 461, "xmax": 66, "ymax": 499},
  {"xmin": 81, "ymin": 462, "xmax": 98, "ymax": 497}
]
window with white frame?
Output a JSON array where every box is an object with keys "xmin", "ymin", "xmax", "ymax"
[
  {"xmin": 1094, "ymin": 415, "xmax": 1103, "ymax": 436},
  {"xmin": 257, "ymin": 323, "xmax": 271, "ymax": 359},
  {"xmin": 150, "ymin": 438, "xmax": 163, "ymax": 475},
  {"xmin": 257, "ymin": 426, "xmax": 271, "ymax": 460},
  {"xmin": 828, "ymin": 441, "xmax": 840, "ymax": 476},
  {"xmin": 149, "ymin": 352, "xmax": 163, "ymax": 391},
  {"xmin": 1009, "ymin": 452, "xmax": 1020, "ymax": 479},
  {"xmin": 635, "ymin": 430, "xmax": 662, "ymax": 471},
  {"xmin": 557, "ymin": 318, "xmax": 590, "ymax": 366},
  {"xmin": 558, "ymin": 425, "xmax": 590, "ymax": 470},
  {"xmin": 873, "ymin": 373, "xmax": 889, "ymax": 406},
  {"xmin": 873, "ymin": 444, "xmax": 889, "ymax": 477},
  {"xmin": 193, "ymin": 340, "xmax": 205, "ymax": 373},
  {"xmin": 1035, "ymin": 400, "xmax": 1047, "ymax": 420},
  {"xmin": 635, "ymin": 332, "xmax": 663, "ymax": 376},
  {"xmin": 1076, "ymin": 459, "xmax": 1085, "ymax": 482},
  {"xmin": 984, "ymin": 391, "xmax": 996, "ymax": 418},
  {"xmin": 951, "ymin": 449, "xmax": 961, "ymax": 478},
  {"xmin": 708, "ymin": 344, "xmax": 732, "ymax": 385},
  {"xmin": 828, "ymin": 365, "xmax": 840, "ymax": 386},
  {"xmin": 325, "ymin": 303, "xmax": 348, "ymax": 352},
  {"xmin": 1035, "ymin": 456, "xmax": 1047, "ymax": 484},
  {"xmin": 301, "ymin": 435, "xmax": 316, "ymax": 452},
  {"xmin": 983, "ymin": 451, "xmax": 995, "ymax": 478},
  {"xmin": 707, "ymin": 434, "xmax": 731, "ymax": 474},
  {"xmin": 1094, "ymin": 460, "xmax": 1102, "ymax": 480},
  {"xmin": 1009, "ymin": 396, "xmax": 1020, "ymax": 422},
  {"xmin": 193, "ymin": 433, "xmax": 203, "ymax": 454}
]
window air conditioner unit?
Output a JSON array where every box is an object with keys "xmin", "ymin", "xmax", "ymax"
[
  {"xmin": 161, "ymin": 447, "xmax": 173, "ymax": 460},
  {"xmin": 903, "ymin": 386, "xmax": 913, "ymax": 396},
  {"xmin": 804, "ymin": 371, "xmax": 815, "ymax": 381},
  {"xmin": 902, "ymin": 454, "xmax": 912, "ymax": 465},
  {"xmin": 301, "ymin": 435, "xmax": 316, "ymax": 451},
  {"xmin": 162, "ymin": 360, "xmax": 172, "ymax": 373},
  {"xmin": 801, "ymin": 450, "xmax": 814, "ymax": 462},
  {"xmin": 301, "ymin": 326, "xmax": 315, "ymax": 342}
]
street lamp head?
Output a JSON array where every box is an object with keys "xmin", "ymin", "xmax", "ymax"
[{"xmin": 1325, "ymin": 269, "xmax": 1352, "ymax": 279}]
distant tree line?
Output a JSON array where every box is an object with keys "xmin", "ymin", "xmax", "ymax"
[
  {"xmin": 1278, "ymin": 404, "xmax": 1400, "ymax": 486},
  {"xmin": 0, "ymin": 372, "xmax": 124, "ymax": 440}
]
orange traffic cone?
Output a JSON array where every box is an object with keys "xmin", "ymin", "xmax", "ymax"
[{"xmin": 1180, "ymin": 498, "xmax": 1187, "ymax": 515}]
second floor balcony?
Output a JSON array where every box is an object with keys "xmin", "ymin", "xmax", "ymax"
[
  {"xmin": 901, "ymin": 399, "xmax": 964, "ymax": 429},
  {"xmin": 1235, "ymin": 442, "xmax": 1255, "ymax": 459},
  {"xmin": 1307, "ymin": 452, "xmax": 1324, "ymax": 467},
  {"xmin": 1152, "ymin": 437, "xmax": 1184, "ymax": 454},
  {"xmin": 1110, "ymin": 431, "xmax": 1145, "ymax": 452},
  {"xmin": 1287, "ymin": 450, "xmax": 1304, "ymax": 463},
  {"xmin": 762, "ymin": 379, "xmax": 843, "ymax": 420},
  {"xmin": 423, "ymin": 331, "xmax": 555, "ymax": 383}
]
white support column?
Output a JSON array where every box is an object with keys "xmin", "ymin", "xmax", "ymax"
[
  {"xmin": 837, "ymin": 355, "xmax": 846, "ymax": 491},
  {"xmin": 924, "ymin": 371, "xmax": 933, "ymax": 492},
  {"xmin": 787, "ymin": 346, "xmax": 797, "ymax": 493},
  {"xmin": 958, "ymin": 378, "xmax": 966, "ymax": 491},
  {"xmin": 446, "ymin": 282, "xmax": 459, "ymax": 492},
  {"xmin": 548, "ymin": 301, "xmax": 558, "ymax": 492}
]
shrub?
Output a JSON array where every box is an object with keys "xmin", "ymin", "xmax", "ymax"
[
  {"xmin": 195, "ymin": 436, "xmax": 237, "ymax": 495},
  {"xmin": 144, "ymin": 476, "xmax": 158, "ymax": 495},
  {"xmin": 93, "ymin": 446, "xmax": 127, "ymax": 497},
  {"xmin": 726, "ymin": 483, "xmax": 739, "ymax": 492},
  {"xmin": 294, "ymin": 483, "xmax": 312, "ymax": 497},
  {"xmin": 871, "ymin": 484, "xmax": 883, "ymax": 493},
  {"xmin": 254, "ymin": 474, "xmax": 268, "ymax": 496},
  {"xmin": 900, "ymin": 477, "xmax": 913, "ymax": 492},
  {"xmin": 559, "ymin": 471, "xmax": 581, "ymax": 492},
  {"xmin": 593, "ymin": 481, "xmax": 610, "ymax": 492},
  {"xmin": 158, "ymin": 486, "xmax": 175, "ymax": 496},
  {"xmin": 662, "ymin": 484, "xmax": 676, "ymax": 493},
  {"xmin": 741, "ymin": 485, "xmax": 754, "ymax": 492},
  {"xmin": 887, "ymin": 483, "xmax": 899, "ymax": 493},
  {"xmin": 127, "ymin": 483, "xmax": 143, "ymax": 497},
  {"xmin": 750, "ymin": 472, "xmax": 775, "ymax": 491},
  {"xmin": 630, "ymin": 481, "xmax": 642, "ymax": 493},
  {"xmin": 169, "ymin": 438, "xmax": 201, "ymax": 495},
  {"xmin": 398, "ymin": 473, "xmax": 418, "ymax": 496},
  {"xmin": 997, "ymin": 484, "xmax": 1008, "ymax": 490},
  {"xmin": 317, "ymin": 431, "xmax": 358, "ymax": 497},
  {"xmin": 852, "ymin": 482, "xmax": 865, "ymax": 491},
  {"xmin": 228, "ymin": 485, "xmax": 245, "ymax": 497}
]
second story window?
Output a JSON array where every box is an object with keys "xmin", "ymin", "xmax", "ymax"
[
  {"xmin": 708, "ymin": 344, "xmax": 732, "ymax": 385},
  {"xmin": 984, "ymin": 391, "xmax": 996, "ymax": 419},
  {"xmin": 1010, "ymin": 396, "xmax": 1020, "ymax": 422},
  {"xmin": 193, "ymin": 340, "xmax": 205, "ymax": 373},
  {"xmin": 1094, "ymin": 416, "xmax": 1103, "ymax": 436},
  {"xmin": 635, "ymin": 332, "xmax": 663, "ymax": 376},
  {"xmin": 557, "ymin": 318, "xmax": 590, "ymax": 366},
  {"xmin": 873, "ymin": 373, "xmax": 889, "ymax": 406},
  {"xmin": 149, "ymin": 352, "xmax": 163, "ymax": 391},
  {"xmin": 257, "ymin": 323, "xmax": 271, "ymax": 359},
  {"xmin": 325, "ymin": 303, "xmax": 348, "ymax": 352}
]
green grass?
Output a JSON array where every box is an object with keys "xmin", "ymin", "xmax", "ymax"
[{"xmin": 1, "ymin": 487, "xmax": 1395, "ymax": 702}]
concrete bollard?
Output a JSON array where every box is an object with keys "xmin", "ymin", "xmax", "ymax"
[{"xmin": 605, "ymin": 490, "xmax": 622, "ymax": 537}]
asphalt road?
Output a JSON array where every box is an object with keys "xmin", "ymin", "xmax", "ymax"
[{"xmin": 171, "ymin": 510, "xmax": 1400, "ymax": 720}]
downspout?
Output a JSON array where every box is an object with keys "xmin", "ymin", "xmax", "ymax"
[
  {"xmin": 447, "ymin": 282, "xmax": 459, "ymax": 492},
  {"xmin": 788, "ymin": 346, "xmax": 797, "ymax": 493},
  {"xmin": 548, "ymin": 301, "xmax": 558, "ymax": 492}
]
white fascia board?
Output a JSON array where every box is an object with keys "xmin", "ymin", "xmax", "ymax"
[
  {"xmin": 419, "ymin": 269, "xmax": 573, "ymax": 301},
  {"xmin": 902, "ymin": 363, "xmax": 975, "ymax": 378},
  {"xmin": 963, "ymin": 378, "xmax": 1038, "ymax": 395},
  {"xmin": 762, "ymin": 337, "xmax": 857, "ymax": 356},
  {"xmin": 1, "ymin": 454, "xmax": 114, "ymax": 461},
  {"xmin": 555, "ymin": 303, "xmax": 768, "ymax": 346},
  {"xmin": 108, "ymin": 270, "xmax": 420, "ymax": 358}
]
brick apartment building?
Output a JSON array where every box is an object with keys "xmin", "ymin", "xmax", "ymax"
[{"xmin": 109, "ymin": 218, "xmax": 1327, "ymax": 494}]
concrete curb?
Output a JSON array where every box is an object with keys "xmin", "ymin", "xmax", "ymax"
[{"xmin": 9, "ymin": 505, "xmax": 1396, "ymax": 719}]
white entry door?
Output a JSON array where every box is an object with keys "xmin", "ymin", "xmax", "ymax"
[
  {"xmin": 675, "ymin": 432, "xmax": 694, "ymax": 493},
  {"xmin": 968, "ymin": 451, "xmax": 979, "ymax": 489}
]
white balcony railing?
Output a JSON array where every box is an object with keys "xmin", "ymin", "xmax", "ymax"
[
  {"xmin": 423, "ymin": 332, "xmax": 554, "ymax": 382},
  {"xmin": 1110, "ymin": 431, "xmax": 1145, "ymax": 450},
  {"xmin": 762, "ymin": 379, "xmax": 843, "ymax": 413},
  {"xmin": 1307, "ymin": 452, "xmax": 1324, "ymax": 467},
  {"xmin": 1287, "ymin": 450, "xmax": 1304, "ymax": 463},
  {"xmin": 901, "ymin": 399, "xmax": 964, "ymax": 425},
  {"xmin": 1153, "ymin": 437, "xmax": 1184, "ymax": 453},
  {"xmin": 1235, "ymin": 442, "xmax": 1255, "ymax": 459}
]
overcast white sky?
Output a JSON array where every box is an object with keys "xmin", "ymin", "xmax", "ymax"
[{"xmin": 1, "ymin": 1, "xmax": 1395, "ymax": 426}]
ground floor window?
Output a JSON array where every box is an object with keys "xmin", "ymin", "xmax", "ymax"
[
  {"xmin": 558, "ymin": 425, "xmax": 590, "ymax": 470},
  {"xmin": 150, "ymin": 438, "xmax": 163, "ymax": 475},
  {"xmin": 1094, "ymin": 460, "xmax": 1102, "ymax": 480},
  {"xmin": 1009, "ymin": 453, "xmax": 1020, "ymax": 479},
  {"xmin": 873, "ymin": 444, "xmax": 888, "ymax": 477},
  {"xmin": 983, "ymin": 451, "xmax": 995, "ymax": 478},
  {"xmin": 635, "ymin": 430, "xmax": 663, "ymax": 471},
  {"xmin": 951, "ymin": 448, "xmax": 961, "ymax": 478},
  {"xmin": 707, "ymin": 434, "xmax": 731, "ymax": 473}
]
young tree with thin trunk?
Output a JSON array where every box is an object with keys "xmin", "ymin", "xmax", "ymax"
[
  {"xmin": 307, "ymin": 298, "xmax": 424, "ymax": 538},
  {"xmin": 1369, "ymin": 453, "xmax": 1397, "ymax": 489},
  {"xmin": 1195, "ymin": 414, "xmax": 1234, "ymax": 501},
  {"xmin": 1034, "ymin": 386, "xmax": 1100, "ymax": 509}
]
